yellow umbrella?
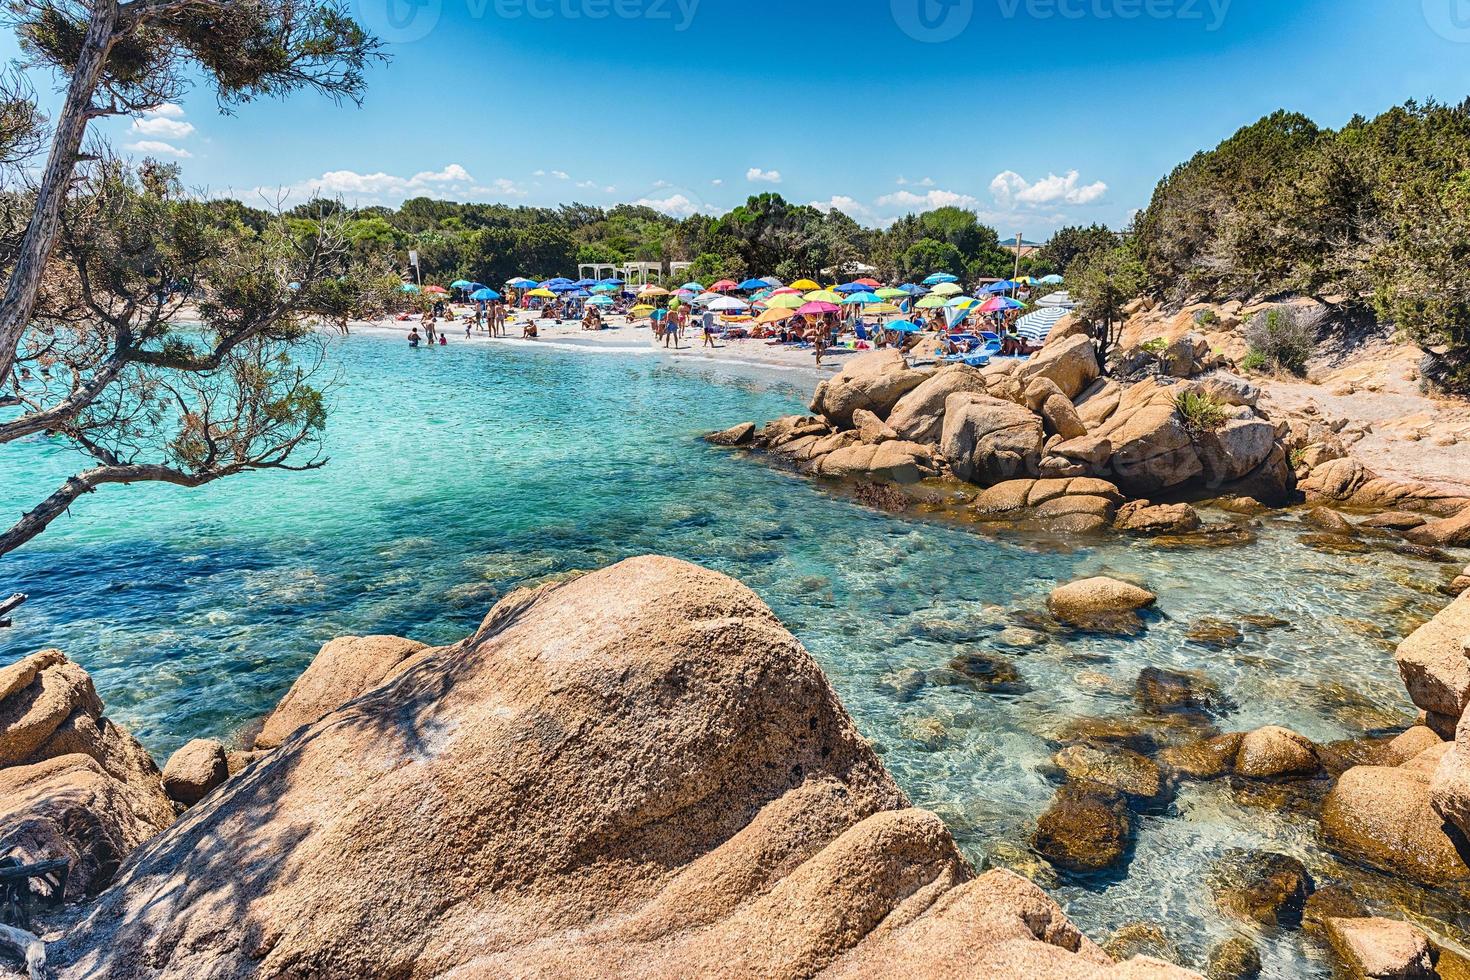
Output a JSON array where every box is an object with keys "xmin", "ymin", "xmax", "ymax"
[
  {"xmin": 803, "ymin": 289, "xmax": 843, "ymax": 303},
  {"xmin": 765, "ymin": 294, "xmax": 805, "ymax": 310},
  {"xmin": 864, "ymin": 302, "xmax": 901, "ymax": 315},
  {"xmin": 527, "ymin": 288, "xmax": 556, "ymax": 298},
  {"xmin": 756, "ymin": 308, "xmax": 796, "ymax": 325},
  {"xmin": 789, "ymin": 279, "xmax": 820, "ymax": 291},
  {"xmin": 639, "ymin": 286, "xmax": 670, "ymax": 297},
  {"xmin": 930, "ymin": 282, "xmax": 964, "ymax": 296},
  {"xmin": 630, "ymin": 304, "xmax": 655, "ymax": 317}
]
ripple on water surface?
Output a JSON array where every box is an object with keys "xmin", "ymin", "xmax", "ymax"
[{"xmin": 1, "ymin": 334, "xmax": 1460, "ymax": 976}]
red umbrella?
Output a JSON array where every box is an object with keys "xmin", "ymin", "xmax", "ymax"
[
  {"xmin": 424, "ymin": 285, "xmax": 449, "ymax": 294},
  {"xmin": 710, "ymin": 279, "xmax": 739, "ymax": 292},
  {"xmin": 855, "ymin": 278, "xmax": 881, "ymax": 288}
]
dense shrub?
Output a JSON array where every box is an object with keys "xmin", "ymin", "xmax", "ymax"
[
  {"xmin": 1243, "ymin": 307, "xmax": 1316, "ymax": 375},
  {"xmin": 1174, "ymin": 391, "xmax": 1229, "ymax": 435}
]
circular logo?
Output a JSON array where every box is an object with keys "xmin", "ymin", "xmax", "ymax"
[
  {"xmin": 353, "ymin": 0, "xmax": 443, "ymax": 45},
  {"xmin": 891, "ymin": 0, "xmax": 974, "ymax": 43},
  {"xmin": 1424, "ymin": 0, "xmax": 1470, "ymax": 42}
]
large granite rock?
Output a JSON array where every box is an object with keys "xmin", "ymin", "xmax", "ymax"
[
  {"xmin": 1324, "ymin": 917, "xmax": 1436, "ymax": 980},
  {"xmin": 53, "ymin": 558, "xmax": 1181, "ymax": 979},
  {"xmin": 940, "ymin": 393, "xmax": 1044, "ymax": 486},
  {"xmin": 1091, "ymin": 379, "xmax": 1203, "ymax": 496},
  {"xmin": 255, "ymin": 635, "xmax": 430, "ymax": 750},
  {"xmin": 810, "ymin": 350, "xmax": 929, "ymax": 429},
  {"xmin": 0, "ymin": 651, "xmax": 175, "ymax": 900},
  {"xmin": 160, "ymin": 739, "xmax": 229, "ymax": 807},
  {"xmin": 886, "ymin": 364, "xmax": 990, "ymax": 444},
  {"xmin": 1406, "ymin": 505, "xmax": 1470, "ymax": 548},
  {"xmin": 1394, "ymin": 591, "xmax": 1470, "ymax": 722},
  {"xmin": 1048, "ymin": 578, "xmax": 1157, "ymax": 631},
  {"xmin": 817, "ymin": 441, "xmax": 937, "ymax": 484},
  {"xmin": 1321, "ymin": 750, "xmax": 1470, "ymax": 887},
  {"xmin": 1301, "ymin": 457, "xmax": 1469, "ymax": 516},
  {"xmin": 1016, "ymin": 335, "xmax": 1101, "ymax": 400}
]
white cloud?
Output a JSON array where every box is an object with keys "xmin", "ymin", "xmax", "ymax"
[
  {"xmin": 746, "ymin": 167, "xmax": 782, "ymax": 184},
  {"xmin": 634, "ymin": 193, "xmax": 700, "ymax": 218},
  {"xmin": 146, "ymin": 103, "xmax": 186, "ymax": 119},
  {"xmin": 132, "ymin": 116, "xmax": 194, "ymax": 139},
  {"xmin": 990, "ymin": 170, "xmax": 1108, "ymax": 207},
  {"xmin": 652, "ymin": 179, "xmax": 672, "ymax": 190},
  {"xmin": 532, "ymin": 169, "xmax": 546, "ymax": 177},
  {"xmin": 550, "ymin": 170, "xmax": 569, "ymax": 180},
  {"xmin": 711, "ymin": 178, "xmax": 723, "ymax": 186},
  {"xmin": 576, "ymin": 179, "xmax": 597, "ymax": 189},
  {"xmin": 231, "ymin": 163, "xmax": 504, "ymax": 206},
  {"xmin": 875, "ymin": 188, "xmax": 980, "ymax": 212},
  {"xmin": 809, "ymin": 195, "xmax": 874, "ymax": 222},
  {"xmin": 896, "ymin": 175, "xmax": 935, "ymax": 187},
  {"xmin": 603, "ymin": 185, "xmax": 616, "ymax": 194},
  {"xmin": 127, "ymin": 140, "xmax": 191, "ymax": 159}
]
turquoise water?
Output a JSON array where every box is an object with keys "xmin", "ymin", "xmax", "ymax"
[{"xmin": 2, "ymin": 333, "xmax": 1462, "ymax": 975}]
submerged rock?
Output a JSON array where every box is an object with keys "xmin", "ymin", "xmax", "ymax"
[
  {"xmin": 1325, "ymin": 917, "xmax": 1435, "ymax": 980},
  {"xmin": 1209, "ymin": 850, "xmax": 1314, "ymax": 927},
  {"xmin": 706, "ymin": 422, "xmax": 756, "ymax": 447},
  {"xmin": 1052, "ymin": 744, "xmax": 1163, "ymax": 802},
  {"xmin": 1032, "ymin": 782, "xmax": 1134, "ymax": 874},
  {"xmin": 1159, "ymin": 733, "xmax": 1243, "ymax": 780},
  {"xmin": 1301, "ymin": 884, "xmax": 1368, "ymax": 936},
  {"xmin": 51, "ymin": 557, "xmax": 1168, "ymax": 978},
  {"xmin": 1234, "ymin": 726, "xmax": 1321, "ymax": 780},
  {"xmin": 1186, "ymin": 618, "xmax": 1245, "ymax": 649},
  {"xmin": 1101, "ymin": 922, "xmax": 1181, "ymax": 966},
  {"xmin": 1321, "ymin": 758, "xmax": 1470, "ymax": 887},
  {"xmin": 1136, "ymin": 667, "xmax": 1229, "ymax": 719},
  {"xmin": 942, "ymin": 651, "xmax": 1027, "ymax": 694},
  {"xmin": 1205, "ymin": 936, "xmax": 1262, "ymax": 980}
]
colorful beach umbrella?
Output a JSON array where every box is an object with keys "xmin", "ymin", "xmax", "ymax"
[
  {"xmin": 875, "ymin": 287, "xmax": 909, "ymax": 300},
  {"xmin": 945, "ymin": 296, "xmax": 981, "ymax": 309},
  {"xmin": 797, "ymin": 301, "xmax": 840, "ymax": 315},
  {"xmin": 756, "ymin": 308, "xmax": 796, "ymax": 325},
  {"xmin": 765, "ymin": 293, "xmax": 805, "ymax": 310},
  {"xmin": 450, "ymin": 280, "xmax": 474, "ymax": 290},
  {"xmin": 761, "ymin": 276, "xmax": 784, "ymax": 287},
  {"xmin": 980, "ymin": 296, "xmax": 1025, "ymax": 313},
  {"xmin": 588, "ymin": 295, "xmax": 614, "ymax": 307},
  {"xmin": 526, "ymin": 288, "xmax": 556, "ymax": 298},
  {"xmin": 930, "ymin": 282, "xmax": 964, "ymax": 297},
  {"xmin": 841, "ymin": 291, "xmax": 883, "ymax": 305},
  {"xmin": 803, "ymin": 289, "xmax": 844, "ymax": 303},
  {"xmin": 834, "ymin": 283, "xmax": 870, "ymax": 294},
  {"xmin": 680, "ymin": 281, "xmax": 706, "ymax": 292},
  {"xmin": 469, "ymin": 288, "xmax": 501, "ymax": 301},
  {"xmin": 865, "ymin": 302, "xmax": 902, "ymax": 315},
  {"xmin": 506, "ymin": 277, "xmax": 538, "ymax": 288},
  {"xmin": 1040, "ymin": 274, "xmax": 1065, "ymax": 285},
  {"xmin": 738, "ymin": 278, "xmax": 768, "ymax": 291},
  {"xmin": 591, "ymin": 284, "xmax": 618, "ymax": 294},
  {"xmin": 639, "ymin": 285, "xmax": 671, "ymax": 297},
  {"xmin": 915, "ymin": 295, "xmax": 947, "ymax": 309},
  {"xmin": 923, "ymin": 273, "xmax": 960, "ymax": 285},
  {"xmin": 710, "ymin": 279, "xmax": 739, "ymax": 292},
  {"xmin": 855, "ymin": 278, "xmax": 882, "ymax": 288},
  {"xmin": 708, "ymin": 296, "xmax": 750, "ymax": 311},
  {"xmin": 789, "ymin": 279, "xmax": 820, "ymax": 291}
]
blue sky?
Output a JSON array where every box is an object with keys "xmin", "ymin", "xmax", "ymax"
[{"xmin": 6, "ymin": 0, "xmax": 1470, "ymax": 236}]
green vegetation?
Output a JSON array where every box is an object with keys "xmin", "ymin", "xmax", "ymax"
[
  {"xmin": 1174, "ymin": 391, "xmax": 1230, "ymax": 436},
  {"xmin": 1243, "ymin": 307, "xmax": 1316, "ymax": 375},
  {"xmin": 1131, "ymin": 99, "xmax": 1470, "ymax": 392}
]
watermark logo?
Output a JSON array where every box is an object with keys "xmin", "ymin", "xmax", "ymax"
[
  {"xmin": 353, "ymin": 0, "xmax": 443, "ymax": 44},
  {"xmin": 892, "ymin": 0, "xmax": 975, "ymax": 42},
  {"xmin": 1424, "ymin": 0, "xmax": 1470, "ymax": 42}
]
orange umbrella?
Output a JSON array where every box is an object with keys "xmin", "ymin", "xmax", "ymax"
[{"xmin": 756, "ymin": 308, "xmax": 796, "ymax": 325}]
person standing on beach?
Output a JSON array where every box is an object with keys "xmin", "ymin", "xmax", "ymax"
[{"xmin": 702, "ymin": 308, "xmax": 717, "ymax": 348}]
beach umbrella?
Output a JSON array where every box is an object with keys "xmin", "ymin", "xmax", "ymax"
[
  {"xmin": 797, "ymin": 301, "xmax": 840, "ymax": 316},
  {"xmin": 573, "ymin": 279, "xmax": 597, "ymax": 287},
  {"xmin": 450, "ymin": 280, "xmax": 474, "ymax": 290},
  {"xmin": 923, "ymin": 272, "xmax": 960, "ymax": 285},
  {"xmin": 708, "ymin": 296, "xmax": 750, "ymax": 312},
  {"xmin": 865, "ymin": 302, "xmax": 902, "ymax": 315},
  {"xmin": 841, "ymin": 291, "xmax": 883, "ymax": 305},
  {"xmin": 506, "ymin": 277, "xmax": 538, "ymax": 288},
  {"xmin": 756, "ymin": 308, "xmax": 796, "ymax": 325},
  {"xmin": 709, "ymin": 279, "xmax": 739, "ymax": 292},
  {"xmin": 470, "ymin": 288, "xmax": 501, "ymax": 301},
  {"xmin": 639, "ymin": 285, "xmax": 671, "ymax": 297},
  {"xmin": 930, "ymin": 282, "xmax": 964, "ymax": 297},
  {"xmin": 750, "ymin": 288, "xmax": 775, "ymax": 301},
  {"xmin": 527, "ymin": 288, "xmax": 557, "ymax": 299},
  {"xmin": 884, "ymin": 320, "xmax": 921, "ymax": 333},
  {"xmin": 834, "ymin": 282, "xmax": 869, "ymax": 294},
  {"xmin": 692, "ymin": 292, "xmax": 725, "ymax": 305},
  {"xmin": 738, "ymin": 278, "xmax": 768, "ymax": 291},
  {"xmin": 897, "ymin": 283, "xmax": 927, "ymax": 295},
  {"xmin": 590, "ymin": 284, "xmax": 618, "ymax": 294},
  {"xmin": 803, "ymin": 289, "xmax": 844, "ymax": 303},
  {"xmin": 855, "ymin": 278, "xmax": 881, "ymax": 288},
  {"xmin": 399, "ymin": 283, "xmax": 421, "ymax": 293},
  {"xmin": 761, "ymin": 276, "xmax": 784, "ymax": 287},
  {"xmin": 630, "ymin": 304, "xmax": 655, "ymax": 316},
  {"xmin": 424, "ymin": 285, "xmax": 449, "ymax": 295},
  {"xmin": 789, "ymin": 278, "xmax": 820, "ymax": 291},
  {"xmin": 1040, "ymin": 274, "xmax": 1065, "ymax": 285},
  {"xmin": 680, "ymin": 281, "xmax": 706, "ymax": 292},
  {"xmin": 985, "ymin": 280, "xmax": 1019, "ymax": 294},
  {"xmin": 945, "ymin": 296, "xmax": 981, "ymax": 310},
  {"xmin": 874, "ymin": 287, "xmax": 909, "ymax": 300},
  {"xmin": 1016, "ymin": 276, "xmax": 1037, "ymax": 286},
  {"xmin": 765, "ymin": 293, "xmax": 805, "ymax": 310},
  {"xmin": 915, "ymin": 295, "xmax": 947, "ymax": 309},
  {"xmin": 980, "ymin": 296, "xmax": 1025, "ymax": 313},
  {"xmin": 565, "ymin": 289, "xmax": 591, "ymax": 299},
  {"xmin": 770, "ymin": 287, "xmax": 802, "ymax": 296},
  {"xmin": 588, "ymin": 295, "xmax": 614, "ymax": 307}
]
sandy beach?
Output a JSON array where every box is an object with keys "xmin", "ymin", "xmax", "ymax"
[{"xmin": 342, "ymin": 311, "xmax": 840, "ymax": 383}]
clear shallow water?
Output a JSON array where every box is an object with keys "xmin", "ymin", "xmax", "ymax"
[{"xmin": 1, "ymin": 334, "xmax": 1462, "ymax": 975}]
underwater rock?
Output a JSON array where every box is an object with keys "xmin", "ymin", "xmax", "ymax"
[
  {"xmin": 1301, "ymin": 884, "xmax": 1368, "ymax": 936},
  {"xmin": 942, "ymin": 651, "xmax": 1027, "ymax": 694},
  {"xmin": 1032, "ymin": 782, "xmax": 1134, "ymax": 874},
  {"xmin": 1205, "ymin": 936, "xmax": 1262, "ymax": 980},
  {"xmin": 1186, "ymin": 618, "xmax": 1246, "ymax": 649},
  {"xmin": 876, "ymin": 667, "xmax": 926, "ymax": 702},
  {"xmin": 1234, "ymin": 726, "xmax": 1322, "ymax": 780},
  {"xmin": 1100, "ymin": 922, "xmax": 1181, "ymax": 966},
  {"xmin": 1209, "ymin": 849, "xmax": 1314, "ymax": 927},
  {"xmin": 1135, "ymin": 667, "xmax": 1230, "ymax": 719},
  {"xmin": 1052, "ymin": 744, "xmax": 1163, "ymax": 802},
  {"xmin": 1159, "ymin": 733, "xmax": 1244, "ymax": 780},
  {"xmin": 1325, "ymin": 917, "xmax": 1435, "ymax": 980}
]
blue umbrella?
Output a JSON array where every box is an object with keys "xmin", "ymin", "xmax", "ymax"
[
  {"xmin": 886, "ymin": 320, "xmax": 921, "ymax": 333},
  {"xmin": 897, "ymin": 283, "xmax": 926, "ymax": 295},
  {"xmin": 738, "ymin": 278, "xmax": 768, "ymax": 291},
  {"xmin": 1040, "ymin": 274, "xmax": 1065, "ymax": 285},
  {"xmin": 588, "ymin": 295, "xmax": 614, "ymax": 307},
  {"xmin": 548, "ymin": 282, "xmax": 581, "ymax": 293},
  {"xmin": 833, "ymin": 283, "xmax": 869, "ymax": 294},
  {"xmin": 470, "ymin": 288, "xmax": 501, "ymax": 301},
  {"xmin": 985, "ymin": 280, "xmax": 1019, "ymax": 293},
  {"xmin": 507, "ymin": 277, "xmax": 538, "ymax": 288},
  {"xmin": 450, "ymin": 280, "xmax": 474, "ymax": 290},
  {"xmin": 565, "ymin": 288, "xmax": 591, "ymax": 299},
  {"xmin": 680, "ymin": 281, "xmax": 706, "ymax": 292},
  {"xmin": 599, "ymin": 278, "xmax": 626, "ymax": 286},
  {"xmin": 923, "ymin": 273, "xmax": 960, "ymax": 285},
  {"xmin": 573, "ymin": 279, "xmax": 596, "ymax": 287},
  {"xmin": 841, "ymin": 291, "xmax": 884, "ymax": 305}
]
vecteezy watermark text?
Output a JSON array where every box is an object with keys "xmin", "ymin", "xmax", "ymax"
[
  {"xmin": 1423, "ymin": 0, "xmax": 1470, "ymax": 42},
  {"xmin": 352, "ymin": 0, "xmax": 700, "ymax": 45},
  {"xmin": 892, "ymin": 0, "xmax": 1230, "ymax": 43}
]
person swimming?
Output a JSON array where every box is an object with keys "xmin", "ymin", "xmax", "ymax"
[{"xmin": 408, "ymin": 327, "xmax": 421, "ymax": 348}]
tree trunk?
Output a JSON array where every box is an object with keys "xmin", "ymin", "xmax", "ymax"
[
  {"xmin": 0, "ymin": 922, "xmax": 46, "ymax": 980},
  {"xmin": 0, "ymin": 463, "xmax": 204, "ymax": 557},
  {"xmin": 0, "ymin": 0, "xmax": 120, "ymax": 384}
]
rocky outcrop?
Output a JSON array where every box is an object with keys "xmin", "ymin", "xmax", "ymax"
[
  {"xmin": 255, "ymin": 635, "xmax": 431, "ymax": 749},
  {"xmin": 0, "ymin": 650, "xmax": 174, "ymax": 900},
  {"xmin": 52, "ymin": 558, "xmax": 1184, "ymax": 979},
  {"xmin": 1300, "ymin": 457, "xmax": 1469, "ymax": 516},
  {"xmin": 972, "ymin": 478, "xmax": 1124, "ymax": 534},
  {"xmin": 1092, "ymin": 380, "xmax": 1204, "ymax": 497},
  {"xmin": 1394, "ymin": 591, "xmax": 1470, "ymax": 722},
  {"xmin": 817, "ymin": 441, "xmax": 937, "ymax": 484},
  {"xmin": 706, "ymin": 422, "xmax": 757, "ymax": 447},
  {"xmin": 810, "ymin": 349, "xmax": 930, "ymax": 428},
  {"xmin": 1406, "ymin": 505, "xmax": 1470, "ymax": 548},
  {"xmin": 885, "ymin": 364, "xmax": 989, "ymax": 444},
  {"xmin": 940, "ymin": 393, "xmax": 1044, "ymax": 485},
  {"xmin": 1234, "ymin": 726, "xmax": 1321, "ymax": 780},
  {"xmin": 1016, "ymin": 335, "xmax": 1101, "ymax": 401},
  {"xmin": 1112, "ymin": 501, "xmax": 1202, "ymax": 536}
]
